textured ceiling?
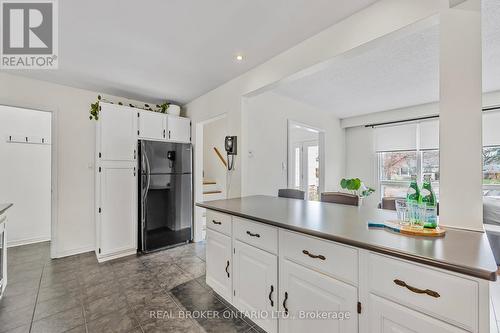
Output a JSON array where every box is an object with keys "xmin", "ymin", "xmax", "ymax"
[
  {"xmin": 3, "ymin": 0, "xmax": 376, "ymax": 104},
  {"xmin": 273, "ymin": 0, "xmax": 500, "ymax": 119}
]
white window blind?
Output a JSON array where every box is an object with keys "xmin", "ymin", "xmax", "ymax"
[
  {"xmin": 483, "ymin": 111, "xmax": 500, "ymax": 146},
  {"xmin": 374, "ymin": 123, "xmax": 417, "ymax": 152},
  {"xmin": 419, "ymin": 119, "xmax": 439, "ymax": 150}
]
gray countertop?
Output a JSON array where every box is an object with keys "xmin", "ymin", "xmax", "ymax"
[
  {"xmin": 0, "ymin": 203, "xmax": 13, "ymax": 215},
  {"xmin": 197, "ymin": 195, "xmax": 498, "ymax": 281}
]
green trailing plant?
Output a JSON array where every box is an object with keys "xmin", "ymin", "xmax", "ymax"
[
  {"xmin": 340, "ymin": 178, "xmax": 375, "ymax": 198},
  {"xmin": 158, "ymin": 102, "xmax": 170, "ymax": 113},
  {"xmin": 89, "ymin": 96, "xmax": 172, "ymax": 121},
  {"xmin": 89, "ymin": 95, "xmax": 102, "ymax": 120}
]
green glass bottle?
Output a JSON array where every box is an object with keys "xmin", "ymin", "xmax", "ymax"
[
  {"xmin": 420, "ymin": 175, "xmax": 437, "ymax": 228},
  {"xmin": 406, "ymin": 175, "xmax": 420, "ymax": 203}
]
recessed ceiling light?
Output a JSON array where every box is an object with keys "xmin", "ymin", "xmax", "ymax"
[{"xmin": 236, "ymin": 55, "xmax": 243, "ymax": 61}]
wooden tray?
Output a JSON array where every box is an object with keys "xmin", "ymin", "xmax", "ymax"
[{"xmin": 368, "ymin": 220, "xmax": 446, "ymax": 237}]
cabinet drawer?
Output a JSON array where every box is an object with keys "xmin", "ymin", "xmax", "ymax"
[
  {"xmin": 206, "ymin": 210, "xmax": 232, "ymax": 236},
  {"xmin": 368, "ymin": 253, "xmax": 478, "ymax": 331},
  {"xmin": 280, "ymin": 230, "xmax": 358, "ymax": 285},
  {"xmin": 233, "ymin": 218, "xmax": 278, "ymax": 254}
]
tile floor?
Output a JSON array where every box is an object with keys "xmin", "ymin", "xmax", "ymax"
[{"xmin": 0, "ymin": 241, "xmax": 263, "ymax": 333}]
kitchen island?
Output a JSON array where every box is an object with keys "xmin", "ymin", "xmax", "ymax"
[
  {"xmin": 0, "ymin": 203, "xmax": 12, "ymax": 299},
  {"xmin": 197, "ymin": 195, "xmax": 497, "ymax": 333}
]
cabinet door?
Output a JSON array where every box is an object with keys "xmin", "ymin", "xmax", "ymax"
[
  {"xmin": 369, "ymin": 294, "xmax": 468, "ymax": 333},
  {"xmin": 167, "ymin": 115, "xmax": 190, "ymax": 143},
  {"xmin": 234, "ymin": 240, "xmax": 278, "ymax": 333},
  {"xmin": 280, "ymin": 259, "xmax": 357, "ymax": 333},
  {"xmin": 138, "ymin": 110, "xmax": 166, "ymax": 141},
  {"xmin": 98, "ymin": 104, "xmax": 137, "ymax": 161},
  {"xmin": 99, "ymin": 165, "xmax": 137, "ymax": 256},
  {"xmin": 206, "ymin": 229, "xmax": 232, "ymax": 302}
]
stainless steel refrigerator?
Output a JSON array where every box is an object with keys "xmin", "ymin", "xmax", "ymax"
[{"xmin": 138, "ymin": 140, "xmax": 193, "ymax": 252}]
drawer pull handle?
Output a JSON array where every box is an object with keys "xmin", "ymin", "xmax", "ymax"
[
  {"xmin": 393, "ymin": 279, "xmax": 440, "ymax": 298},
  {"xmin": 269, "ymin": 285, "xmax": 274, "ymax": 307},
  {"xmin": 212, "ymin": 220, "xmax": 222, "ymax": 225},
  {"xmin": 283, "ymin": 291, "xmax": 288, "ymax": 315},
  {"xmin": 225, "ymin": 260, "xmax": 230, "ymax": 278},
  {"xmin": 302, "ymin": 250, "xmax": 326, "ymax": 260},
  {"xmin": 246, "ymin": 231, "xmax": 260, "ymax": 238}
]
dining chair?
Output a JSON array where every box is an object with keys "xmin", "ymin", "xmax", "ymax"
[
  {"xmin": 320, "ymin": 192, "xmax": 359, "ymax": 206},
  {"xmin": 278, "ymin": 189, "xmax": 305, "ymax": 200}
]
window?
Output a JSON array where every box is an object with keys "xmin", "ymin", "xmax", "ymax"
[
  {"xmin": 483, "ymin": 146, "xmax": 500, "ymax": 197},
  {"xmin": 378, "ymin": 150, "xmax": 440, "ymax": 199}
]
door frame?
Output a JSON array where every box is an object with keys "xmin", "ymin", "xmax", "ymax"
[
  {"xmin": 194, "ymin": 113, "xmax": 227, "ymax": 242},
  {"xmin": 287, "ymin": 120, "xmax": 325, "ymax": 200},
  {"xmin": 0, "ymin": 103, "xmax": 57, "ymax": 258}
]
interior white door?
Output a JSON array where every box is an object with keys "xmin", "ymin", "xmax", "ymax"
[
  {"xmin": 99, "ymin": 104, "xmax": 137, "ymax": 161},
  {"xmin": 206, "ymin": 229, "xmax": 232, "ymax": 301},
  {"xmin": 99, "ymin": 165, "xmax": 137, "ymax": 256},
  {"xmin": 234, "ymin": 240, "xmax": 278, "ymax": 333},
  {"xmin": 138, "ymin": 110, "xmax": 166, "ymax": 141},
  {"xmin": 369, "ymin": 294, "xmax": 468, "ymax": 333},
  {"xmin": 167, "ymin": 115, "xmax": 190, "ymax": 143},
  {"xmin": 280, "ymin": 259, "xmax": 358, "ymax": 333}
]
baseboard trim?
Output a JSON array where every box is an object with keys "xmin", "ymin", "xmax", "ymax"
[
  {"xmin": 53, "ymin": 245, "xmax": 95, "ymax": 259},
  {"xmin": 97, "ymin": 249, "xmax": 137, "ymax": 263},
  {"xmin": 7, "ymin": 236, "xmax": 51, "ymax": 248}
]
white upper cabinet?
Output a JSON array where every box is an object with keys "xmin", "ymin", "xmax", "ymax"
[
  {"xmin": 167, "ymin": 115, "xmax": 191, "ymax": 143},
  {"xmin": 138, "ymin": 110, "xmax": 166, "ymax": 141},
  {"xmin": 98, "ymin": 103, "xmax": 137, "ymax": 161}
]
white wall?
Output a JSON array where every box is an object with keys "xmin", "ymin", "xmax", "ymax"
[
  {"xmin": 203, "ymin": 117, "xmax": 228, "ymax": 192},
  {"xmin": 0, "ymin": 72, "xmax": 151, "ymax": 257},
  {"xmin": 0, "ymin": 106, "xmax": 51, "ymax": 246},
  {"xmin": 242, "ymin": 91, "xmax": 344, "ymax": 196},
  {"xmin": 186, "ymin": 0, "xmax": 446, "ymax": 236}
]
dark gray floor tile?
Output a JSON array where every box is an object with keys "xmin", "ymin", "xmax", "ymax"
[
  {"xmin": 37, "ymin": 282, "xmax": 81, "ymax": 303},
  {"xmin": 81, "ymin": 279, "xmax": 121, "ymax": 303},
  {"xmin": 3, "ymin": 280, "xmax": 40, "ymax": 298},
  {"xmin": 170, "ymin": 288, "xmax": 226, "ymax": 313},
  {"xmin": 83, "ymin": 292, "xmax": 127, "ymax": 322},
  {"xmin": 175, "ymin": 257, "xmax": 206, "ymax": 278},
  {"xmin": 86, "ymin": 306, "xmax": 139, "ymax": 333},
  {"xmin": 141, "ymin": 317, "xmax": 202, "ymax": 333},
  {"xmin": 197, "ymin": 315, "xmax": 251, "ymax": 333},
  {"xmin": 34, "ymin": 294, "xmax": 81, "ymax": 320},
  {"xmin": 0, "ymin": 289, "xmax": 37, "ymax": 311},
  {"xmin": 0, "ymin": 304, "xmax": 34, "ymax": 333},
  {"xmin": 156, "ymin": 267, "xmax": 193, "ymax": 291},
  {"xmin": 131, "ymin": 293, "xmax": 182, "ymax": 323},
  {"xmin": 63, "ymin": 325, "xmax": 87, "ymax": 333},
  {"xmin": 195, "ymin": 275, "xmax": 210, "ymax": 290},
  {"xmin": 30, "ymin": 306, "xmax": 85, "ymax": 333},
  {"xmin": 1, "ymin": 324, "xmax": 30, "ymax": 333}
]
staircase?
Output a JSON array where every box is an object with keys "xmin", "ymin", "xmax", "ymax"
[{"xmin": 201, "ymin": 179, "xmax": 226, "ymax": 240}]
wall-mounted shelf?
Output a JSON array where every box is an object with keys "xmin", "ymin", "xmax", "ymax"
[{"xmin": 6, "ymin": 135, "xmax": 51, "ymax": 145}]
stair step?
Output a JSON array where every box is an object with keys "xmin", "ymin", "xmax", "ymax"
[{"xmin": 203, "ymin": 190, "xmax": 223, "ymax": 195}]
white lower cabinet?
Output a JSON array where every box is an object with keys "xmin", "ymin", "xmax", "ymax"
[
  {"xmin": 279, "ymin": 259, "xmax": 358, "ymax": 333},
  {"xmin": 369, "ymin": 294, "xmax": 468, "ymax": 333},
  {"xmin": 233, "ymin": 240, "xmax": 278, "ymax": 333},
  {"xmin": 206, "ymin": 229, "xmax": 232, "ymax": 302},
  {"xmin": 98, "ymin": 164, "xmax": 137, "ymax": 259},
  {"xmin": 203, "ymin": 209, "xmax": 489, "ymax": 333}
]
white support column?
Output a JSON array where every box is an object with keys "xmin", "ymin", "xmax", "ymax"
[{"xmin": 439, "ymin": 0, "xmax": 483, "ymax": 231}]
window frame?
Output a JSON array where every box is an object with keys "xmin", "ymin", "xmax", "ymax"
[
  {"xmin": 482, "ymin": 145, "xmax": 500, "ymax": 192},
  {"xmin": 377, "ymin": 149, "xmax": 440, "ymax": 200}
]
